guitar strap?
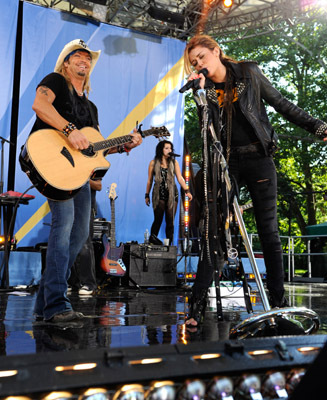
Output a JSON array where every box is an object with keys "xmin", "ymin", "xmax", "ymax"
[{"xmin": 86, "ymin": 99, "xmax": 99, "ymax": 130}]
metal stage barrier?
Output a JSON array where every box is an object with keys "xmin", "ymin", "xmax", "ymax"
[{"xmin": 0, "ymin": 335, "xmax": 326, "ymax": 399}]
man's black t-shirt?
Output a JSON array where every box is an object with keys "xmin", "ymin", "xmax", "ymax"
[{"xmin": 30, "ymin": 72, "xmax": 99, "ymax": 134}]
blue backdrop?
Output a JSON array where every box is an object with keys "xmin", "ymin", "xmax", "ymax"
[{"xmin": 4, "ymin": 2, "xmax": 186, "ymax": 247}]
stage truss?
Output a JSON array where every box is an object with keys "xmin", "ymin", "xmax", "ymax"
[{"xmin": 25, "ymin": 0, "xmax": 326, "ymax": 40}]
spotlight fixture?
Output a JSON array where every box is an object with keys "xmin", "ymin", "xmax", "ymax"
[
  {"xmin": 113, "ymin": 384, "xmax": 144, "ymax": 400},
  {"xmin": 145, "ymin": 381, "xmax": 176, "ymax": 400},
  {"xmin": 79, "ymin": 388, "xmax": 110, "ymax": 400},
  {"xmin": 247, "ymin": 349, "xmax": 274, "ymax": 360},
  {"xmin": 3, "ymin": 398, "xmax": 31, "ymax": 400},
  {"xmin": 68, "ymin": 0, "xmax": 107, "ymax": 7},
  {"xmin": 285, "ymin": 368, "xmax": 306, "ymax": 395},
  {"xmin": 235, "ymin": 375, "xmax": 262, "ymax": 400},
  {"xmin": 178, "ymin": 379, "xmax": 206, "ymax": 400},
  {"xmin": 192, "ymin": 353, "xmax": 221, "ymax": 361},
  {"xmin": 0, "ymin": 370, "xmax": 18, "ymax": 378},
  {"xmin": 147, "ymin": 3, "xmax": 184, "ymax": 25},
  {"xmin": 88, "ymin": 0, "xmax": 107, "ymax": 4},
  {"xmin": 261, "ymin": 372, "xmax": 288, "ymax": 399},
  {"xmin": 55, "ymin": 363, "xmax": 97, "ymax": 372},
  {"xmin": 43, "ymin": 392, "xmax": 74, "ymax": 400},
  {"xmin": 128, "ymin": 358, "xmax": 163, "ymax": 366},
  {"xmin": 206, "ymin": 376, "xmax": 234, "ymax": 400},
  {"xmin": 223, "ymin": 0, "xmax": 233, "ymax": 8},
  {"xmin": 297, "ymin": 346, "xmax": 320, "ymax": 353}
]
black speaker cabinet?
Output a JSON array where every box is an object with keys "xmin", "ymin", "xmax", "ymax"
[{"xmin": 123, "ymin": 244, "xmax": 177, "ymax": 287}]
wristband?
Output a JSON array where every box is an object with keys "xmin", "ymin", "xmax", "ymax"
[
  {"xmin": 62, "ymin": 122, "xmax": 77, "ymax": 137},
  {"xmin": 316, "ymin": 123, "xmax": 327, "ymax": 138},
  {"xmin": 145, "ymin": 193, "xmax": 150, "ymax": 199},
  {"xmin": 117, "ymin": 145, "xmax": 132, "ymax": 154},
  {"xmin": 124, "ymin": 145, "xmax": 131, "ymax": 153}
]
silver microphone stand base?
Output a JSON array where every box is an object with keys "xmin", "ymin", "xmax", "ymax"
[{"xmin": 229, "ymin": 306, "xmax": 320, "ymax": 339}]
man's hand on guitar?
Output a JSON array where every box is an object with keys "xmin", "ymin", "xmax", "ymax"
[
  {"xmin": 124, "ymin": 128, "xmax": 143, "ymax": 151},
  {"xmin": 68, "ymin": 129, "xmax": 90, "ymax": 150}
]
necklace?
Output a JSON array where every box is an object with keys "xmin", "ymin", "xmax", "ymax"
[{"xmin": 74, "ymin": 87, "xmax": 84, "ymax": 96}]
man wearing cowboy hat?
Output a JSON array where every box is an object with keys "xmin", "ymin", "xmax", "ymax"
[{"xmin": 31, "ymin": 39, "xmax": 142, "ymax": 323}]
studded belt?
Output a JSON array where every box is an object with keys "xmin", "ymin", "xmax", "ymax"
[{"xmin": 230, "ymin": 142, "xmax": 263, "ymax": 154}]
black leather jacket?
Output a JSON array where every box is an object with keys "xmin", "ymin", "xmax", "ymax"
[{"xmin": 194, "ymin": 61, "xmax": 327, "ymax": 156}]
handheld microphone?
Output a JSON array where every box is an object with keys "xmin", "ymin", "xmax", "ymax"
[
  {"xmin": 179, "ymin": 68, "xmax": 208, "ymax": 93},
  {"xmin": 169, "ymin": 152, "xmax": 180, "ymax": 157}
]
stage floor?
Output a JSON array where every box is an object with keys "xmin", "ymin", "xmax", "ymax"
[{"xmin": 0, "ymin": 281, "xmax": 326, "ymax": 356}]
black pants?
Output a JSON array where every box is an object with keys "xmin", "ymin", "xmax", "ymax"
[
  {"xmin": 193, "ymin": 152, "xmax": 284, "ymax": 305},
  {"xmin": 151, "ymin": 199, "xmax": 177, "ymax": 244}
]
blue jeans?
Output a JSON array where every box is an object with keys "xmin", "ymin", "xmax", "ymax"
[{"xmin": 34, "ymin": 183, "xmax": 91, "ymax": 320}]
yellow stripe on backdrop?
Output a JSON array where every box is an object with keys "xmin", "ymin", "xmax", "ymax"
[
  {"xmin": 15, "ymin": 201, "xmax": 50, "ymax": 243},
  {"xmin": 15, "ymin": 56, "xmax": 185, "ymax": 243},
  {"xmin": 107, "ymin": 56, "xmax": 184, "ymax": 139}
]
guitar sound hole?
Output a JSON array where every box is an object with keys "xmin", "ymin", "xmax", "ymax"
[{"xmin": 81, "ymin": 145, "xmax": 95, "ymax": 157}]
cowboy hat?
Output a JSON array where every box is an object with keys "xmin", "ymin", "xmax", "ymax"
[{"xmin": 54, "ymin": 39, "xmax": 101, "ymax": 74}]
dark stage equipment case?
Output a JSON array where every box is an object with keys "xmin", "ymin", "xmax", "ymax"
[{"xmin": 123, "ymin": 244, "xmax": 177, "ymax": 287}]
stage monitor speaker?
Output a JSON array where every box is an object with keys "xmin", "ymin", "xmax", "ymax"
[
  {"xmin": 123, "ymin": 244, "xmax": 177, "ymax": 287},
  {"xmin": 147, "ymin": 5, "xmax": 185, "ymax": 25}
]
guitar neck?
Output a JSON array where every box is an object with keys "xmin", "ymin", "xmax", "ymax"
[
  {"xmin": 93, "ymin": 129, "xmax": 155, "ymax": 152},
  {"xmin": 110, "ymin": 198, "xmax": 116, "ymax": 248}
]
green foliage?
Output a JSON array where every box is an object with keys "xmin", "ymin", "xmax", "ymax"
[
  {"xmin": 184, "ymin": 92, "xmax": 203, "ymax": 164},
  {"xmin": 184, "ymin": 16, "xmax": 327, "ymax": 240}
]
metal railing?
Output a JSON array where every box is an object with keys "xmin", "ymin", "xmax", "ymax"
[
  {"xmin": 247, "ymin": 233, "xmax": 327, "ymax": 282},
  {"xmin": 178, "ymin": 233, "xmax": 327, "ymax": 282}
]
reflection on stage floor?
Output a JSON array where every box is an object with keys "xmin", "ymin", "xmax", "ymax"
[{"xmin": 0, "ymin": 282, "xmax": 326, "ymax": 356}]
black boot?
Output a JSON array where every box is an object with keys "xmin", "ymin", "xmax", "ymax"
[
  {"xmin": 186, "ymin": 289, "xmax": 208, "ymax": 326},
  {"xmin": 269, "ymin": 293, "xmax": 288, "ymax": 308},
  {"xmin": 149, "ymin": 234, "xmax": 163, "ymax": 245}
]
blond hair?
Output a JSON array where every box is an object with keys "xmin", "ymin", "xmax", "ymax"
[{"xmin": 56, "ymin": 60, "xmax": 91, "ymax": 97}]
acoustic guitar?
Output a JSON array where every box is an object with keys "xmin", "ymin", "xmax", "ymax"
[
  {"xmin": 100, "ymin": 183, "xmax": 126, "ymax": 277},
  {"xmin": 20, "ymin": 125, "xmax": 169, "ymax": 201}
]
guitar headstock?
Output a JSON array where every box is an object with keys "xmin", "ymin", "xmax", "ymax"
[
  {"xmin": 108, "ymin": 183, "xmax": 117, "ymax": 200},
  {"xmin": 152, "ymin": 126, "xmax": 170, "ymax": 139}
]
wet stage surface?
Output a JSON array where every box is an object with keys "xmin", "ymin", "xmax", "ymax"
[{"xmin": 1, "ymin": 281, "xmax": 327, "ymax": 357}]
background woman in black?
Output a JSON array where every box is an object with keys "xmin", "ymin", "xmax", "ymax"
[
  {"xmin": 145, "ymin": 140, "xmax": 192, "ymax": 245},
  {"xmin": 183, "ymin": 34, "xmax": 327, "ymax": 326}
]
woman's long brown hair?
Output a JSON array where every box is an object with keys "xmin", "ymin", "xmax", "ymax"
[{"xmin": 183, "ymin": 34, "xmax": 239, "ymax": 114}]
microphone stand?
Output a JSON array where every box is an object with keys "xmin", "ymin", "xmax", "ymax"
[{"xmin": 195, "ymin": 88, "xmax": 319, "ymax": 338}]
